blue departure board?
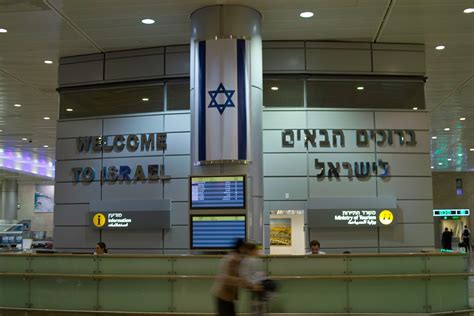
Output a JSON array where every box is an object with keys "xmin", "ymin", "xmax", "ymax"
[
  {"xmin": 191, "ymin": 215, "xmax": 246, "ymax": 249},
  {"xmin": 190, "ymin": 176, "xmax": 245, "ymax": 209}
]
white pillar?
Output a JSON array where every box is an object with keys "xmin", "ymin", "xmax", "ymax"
[
  {"xmin": 1, "ymin": 179, "xmax": 18, "ymax": 220},
  {"xmin": 190, "ymin": 5, "xmax": 264, "ymax": 243}
]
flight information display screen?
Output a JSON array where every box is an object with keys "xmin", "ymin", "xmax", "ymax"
[
  {"xmin": 190, "ymin": 176, "xmax": 245, "ymax": 209},
  {"xmin": 191, "ymin": 215, "xmax": 246, "ymax": 249}
]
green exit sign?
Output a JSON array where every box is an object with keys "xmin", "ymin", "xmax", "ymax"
[{"xmin": 433, "ymin": 209, "xmax": 470, "ymax": 217}]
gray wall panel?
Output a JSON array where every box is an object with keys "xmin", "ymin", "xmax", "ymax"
[
  {"xmin": 264, "ymin": 153, "xmax": 307, "ymax": 176},
  {"xmin": 165, "ymin": 113, "xmax": 190, "ymax": 132},
  {"xmin": 306, "ymin": 48, "xmax": 371, "ymax": 73},
  {"xmin": 55, "ymin": 182, "xmax": 101, "ymax": 204},
  {"xmin": 57, "ymin": 120, "xmax": 102, "ymax": 139},
  {"xmin": 263, "ymin": 111, "xmax": 306, "ymax": 129},
  {"xmin": 56, "ymin": 139, "xmax": 102, "ymax": 160},
  {"xmin": 164, "ymin": 155, "xmax": 191, "ymax": 178},
  {"xmin": 374, "ymin": 112, "xmax": 430, "ymax": 130},
  {"xmin": 164, "ymin": 226, "xmax": 189, "ymax": 249},
  {"xmin": 378, "ymin": 177, "xmax": 433, "ymax": 200},
  {"xmin": 377, "ymin": 131, "xmax": 430, "ymax": 153},
  {"xmin": 54, "ymin": 226, "xmax": 98, "ymax": 249},
  {"xmin": 263, "ymin": 48, "xmax": 305, "ymax": 72},
  {"xmin": 55, "ymin": 159, "xmax": 102, "ymax": 183},
  {"xmin": 58, "ymin": 58, "xmax": 104, "ymax": 86},
  {"xmin": 54, "ymin": 204, "xmax": 89, "ymax": 226},
  {"xmin": 101, "ymin": 230, "xmax": 163, "ymax": 249},
  {"xmin": 103, "ymin": 116, "xmax": 164, "ymax": 135},
  {"xmin": 164, "ymin": 179, "xmax": 189, "ymax": 202},
  {"xmin": 105, "ymin": 53, "xmax": 164, "ymax": 80},
  {"xmin": 166, "ymin": 133, "xmax": 191, "ymax": 155},
  {"xmin": 309, "ymin": 227, "xmax": 378, "ymax": 248},
  {"xmin": 102, "ymin": 181, "xmax": 163, "ymax": 200},
  {"xmin": 263, "ymin": 130, "xmax": 307, "ymax": 153},
  {"xmin": 171, "ymin": 202, "xmax": 189, "ymax": 225},
  {"xmin": 306, "ymin": 111, "xmax": 374, "ymax": 129},
  {"xmin": 309, "ymin": 177, "xmax": 377, "ymax": 198},
  {"xmin": 397, "ymin": 200, "xmax": 434, "ymax": 223},
  {"xmin": 373, "ymin": 50, "xmax": 425, "ymax": 74},
  {"xmin": 166, "ymin": 52, "xmax": 190, "ymax": 75},
  {"xmin": 264, "ymin": 177, "xmax": 308, "ymax": 200},
  {"xmin": 379, "ymin": 223, "xmax": 434, "ymax": 247},
  {"xmin": 307, "ymin": 153, "xmax": 376, "ymax": 177},
  {"xmin": 377, "ymin": 153, "xmax": 431, "ymax": 176}
]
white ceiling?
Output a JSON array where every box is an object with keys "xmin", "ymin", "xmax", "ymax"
[{"xmin": 0, "ymin": 0, "xmax": 473, "ymax": 172}]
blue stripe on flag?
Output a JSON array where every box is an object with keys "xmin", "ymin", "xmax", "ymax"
[
  {"xmin": 237, "ymin": 39, "xmax": 247, "ymax": 160},
  {"xmin": 198, "ymin": 41, "xmax": 206, "ymax": 161}
]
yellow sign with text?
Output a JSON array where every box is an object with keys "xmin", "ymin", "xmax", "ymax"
[
  {"xmin": 92, "ymin": 213, "xmax": 106, "ymax": 228},
  {"xmin": 379, "ymin": 210, "xmax": 394, "ymax": 225}
]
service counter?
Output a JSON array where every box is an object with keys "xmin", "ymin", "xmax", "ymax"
[{"xmin": 0, "ymin": 252, "xmax": 470, "ymax": 314}]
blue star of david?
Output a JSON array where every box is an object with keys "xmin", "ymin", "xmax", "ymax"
[{"xmin": 208, "ymin": 83, "xmax": 235, "ymax": 115}]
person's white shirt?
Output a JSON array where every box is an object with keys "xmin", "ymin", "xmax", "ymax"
[{"xmin": 306, "ymin": 251, "xmax": 326, "ymax": 255}]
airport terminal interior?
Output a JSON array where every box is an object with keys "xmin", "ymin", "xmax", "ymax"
[{"xmin": 0, "ymin": 0, "xmax": 473, "ymax": 315}]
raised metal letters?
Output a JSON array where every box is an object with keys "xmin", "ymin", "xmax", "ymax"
[
  {"xmin": 333, "ymin": 129, "xmax": 345, "ymax": 147},
  {"xmin": 304, "ymin": 129, "xmax": 317, "ymax": 148},
  {"xmin": 126, "ymin": 135, "xmax": 139, "ymax": 152},
  {"xmin": 327, "ymin": 162, "xmax": 340, "ymax": 178},
  {"xmin": 77, "ymin": 133, "xmax": 166, "ymax": 153},
  {"xmin": 394, "ymin": 130, "xmax": 405, "ymax": 146},
  {"xmin": 406, "ymin": 130, "xmax": 417, "ymax": 146},
  {"xmin": 354, "ymin": 162, "xmax": 371, "ymax": 178},
  {"xmin": 314, "ymin": 159, "xmax": 390, "ymax": 179},
  {"xmin": 319, "ymin": 130, "xmax": 330, "ymax": 147},
  {"xmin": 133, "ymin": 165, "xmax": 146, "ymax": 181},
  {"xmin": 282, "ymin": 129, "xmax": 294, "ymax": 147},
  {"xmin": 315, "ymin": 159, "xmax": 325, "ymax": 179},
  {"xmin": 356, "ymin": 130, "xmax": 369, "ymax": 147}
]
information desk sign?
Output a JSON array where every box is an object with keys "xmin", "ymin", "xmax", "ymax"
[
  {"xmin": 433, "ymin": 209, "xmax": 470, "ymax": 217},
  {"xmin": 90, "ymin": 210, "xmax": 170, "ymax": 230}
]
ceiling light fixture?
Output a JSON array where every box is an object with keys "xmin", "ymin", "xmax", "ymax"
[
  {"xmin": 435, "ymin": 45, "xmax": 445, "ymax": 50},
  {"xmin": 460, "ymin": 117, "xmax": 466, "ymax": 121},
  {"xmin": 43, "ymin": 116, "xmax": 50, "ymax": 120},
  {"xmin": 447, "ymin": 158, "xmax": 452, "ymax": 161},
  {"xmin": 141, "ymin": 19, "xmax": 155, "ymax": 25},
  {"xmin": 43, "ymin": 145, "xmax": 48, "ymax": 148},
  {"xmin": 21, "ymin": 138, "xmax": 28, "ymax": 141},
  {"xmin": 470, "ymin": 148, "xmax": 474, "ymax": 152},
  {"xmin": 66, "ymin": 108, "xmax": 73, "ymax": 112},
  {"xmin": 412, "ymin": 107, "xmax": 418, "ymax": 111},
  {"xmin": 142, "ymin": 98, "xmax": 149, "ymax": 101},
  {"xmin": 271, "ymin": 86, "xmax": 279, "ymax": 91},
  {"xmin": 14, "ymin": 104, "xmax": 22, "ymax": 107},
  {"xmin": 357, "ymin": 86, "xmax": 364, "ymax": 91},
  {"xmin": 464, "ymin": 8, "xmax": 474, "ymax": 13},
  {"xmin": 0, "ymin": 129, "xmax": 3, "ymax": 132},
  {"xmin": 444, "ymin": 127, "xmax": 450, "ymax": 131},
  {"xmin": 431, "ymin": 166, "xmax": 434, "ymax": 169},
  {"xmin": 300, "ymin": 11, "xmax": 314, "ymax": 18},
  {"xmin": 0, "ymin": 28, "xmax": 7, "ymax": 33},
  {"xmin": 458, "ymin": 153, "xmax": 463, "ymax": 157},
  {"xmin": 44, "ymin": 60, "xmax": 53, "ymax": 64},
  {"xmin": 438, "ymin": 162, "xmax": 443, "ymax": 165},
  {"xmin": 432, "ymin": 136, "xmax": 437, "ymax": 140}
]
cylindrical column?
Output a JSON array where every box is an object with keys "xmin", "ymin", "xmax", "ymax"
[
  {"xmin": 190, "ymin": 5, "xmax": 263, "ymax": 243},
  {"xmin": 1, "ymin": 179, "xmax": 18, "ymax": 220}
]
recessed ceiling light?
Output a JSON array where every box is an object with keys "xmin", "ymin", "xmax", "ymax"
[
  {"xmin": 0, "ymin": 129, "xmax": 3, "ymax": 132},
  {"xmin": 438, "ymin": 162, "xmax": 443, "ymax": 165},
  {"xmin": 464, "ymin": 8, "xmax": 474, "ymax": 13},
  {"xmin": 300, "ymin": 11, "xmax": 314, "ymax": 18},
  {"xmin": 14, "ymin": 104, "xmax": 22, "ymax": 107},
  {"xmin": 141, "ymin": 19, "xmax": 155, "ymax": 24},
  {"xmin": 43, "ymin": 116, "xmax": 50, "ymax": 120},
  {"xmin": 21, "ymin": 138, "xmax": 28, "ymax": 141},
  {"xmin": 460, "ymin": 117, "xmax": 466, "ymax": 121},
  {"xmin": 412, "ymin": 107, "xmax": 418, "ymax": 111},
  {"xmin": 447, "ymin": 158, "xmax": 452, "ymax": 161},
  {"xmin": 357, "ymin": 86, "xmax": 364, "ymax": 91},
  {"xmin": 431, "ymin": 166, "xmax": 434, "ymax": 169},
  {"xmin": 66, "ymin": 108, "xmax": 73, "ymax": 112},
  {"xmin": 142, "ymin": 98, "xmax": 149, "ymax": 101},
  {"xmin": 44, "ymin": 60, "xmax": 53, "ymax": 64},
  {"xmin": 470, "ymin": 148, "xmax": 474, "ymax": 152},
  {"xmin": 271, "ymin": 86, "xmax": 279, "ymax": 91},
  {"xmin": 43, "ymin": 145, "xmax": 49, "ymax": 148},
  {"xmin": 0, "ymin": 28, "xmax": 7, "ymax": 33},
  {"xmin": 444, "ymin": 127, "xmax": 450, "ymax": 131},
  {"xmin": 458, "ymin": 153, "xmax": 463, "ymax": 157},
  {"xmin": 432, "ymin": 136, "xmax": 437, "ymax": 139},
  {"xmin": 435, "ymin": 45, "xmax": 445, "ymax": 50}
]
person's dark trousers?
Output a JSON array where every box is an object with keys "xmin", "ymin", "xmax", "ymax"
[
  {"xmin": 463, "ymin": 238, "xmax": 471, "ymax": 252},
  {"xmin": 216, "ymin": 297, "xmax": 235, "ymax": 316}
]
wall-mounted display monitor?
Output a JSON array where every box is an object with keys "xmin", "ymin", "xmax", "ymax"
[
  {"xmin": 191, "ymin": 215, "xmax": 246, "ymax": 249},
  {"xmin": 190, "ymin": 176, "xmax": 245, "ymax": 209}
]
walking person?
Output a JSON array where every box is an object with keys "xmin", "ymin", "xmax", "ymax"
[
  {"xmin": 240, "ymin": 243, "xmax": 265, "ymax": 316},
  {"xmin": 441, "ymin": 228, "xmax": 450, "ymax": 250},
  {"xmin": 462, "ymin": 225, "xmax": 471, "ymax": 252}
]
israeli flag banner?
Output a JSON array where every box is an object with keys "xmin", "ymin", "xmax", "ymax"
[{"xmin": 195, "ymin": 39, "xmax": 250, "ymax": 162}]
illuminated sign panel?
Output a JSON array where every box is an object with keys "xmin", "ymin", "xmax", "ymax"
[
  {"xmin": 433, "ymin": 209, "xmax": 470, "ymax": 217},
  {"xmin": 90, "ymin": 211, "xmax": 169, "ymax": 230},
  {"xmin": 308, "ymin": 209, "xmax": 397, "ymax": 228}
]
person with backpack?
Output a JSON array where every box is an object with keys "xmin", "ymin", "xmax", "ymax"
[{"xmin": 462, "ymin": 225, "xmax": 471, "ymax": 252}]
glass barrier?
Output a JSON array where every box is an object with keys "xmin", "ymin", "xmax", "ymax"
[{"xmin": 0, "ymin": 253, "xmax": 469, "ymax": 313}]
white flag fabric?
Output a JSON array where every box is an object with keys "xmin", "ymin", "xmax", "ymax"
[{"xmin": 195, "ymin": 39, "xmax": 250, "ymax": 162}]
